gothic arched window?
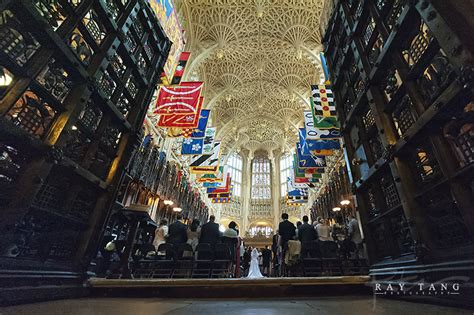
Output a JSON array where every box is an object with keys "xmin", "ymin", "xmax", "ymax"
[{"xmin": 251, "ymin": 157, "xmax": 271, "ymax": 199}]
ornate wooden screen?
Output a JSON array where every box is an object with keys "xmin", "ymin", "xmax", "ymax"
[
  {"xmin": 0, "ymin": 0, "xmax": 170, "ymax": 302},
  {"xmin": 323, "ymin": 0, "xmax": 473, "ymax": 267}
]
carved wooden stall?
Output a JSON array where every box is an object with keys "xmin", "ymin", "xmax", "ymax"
[
  {"xmin": 93, "ymin": 133, "xmax": 210, "ymax": 278},
  {"xmin": 310, "ymin": 166, "xmax": 353, "ymax": 222},
  {"xmin": 323, "ymin": 0, "xmax": 473, "ymax": 303},
  {"xmin": 0, "ymin": 0, "xmax": 170, "ymax": 303}
]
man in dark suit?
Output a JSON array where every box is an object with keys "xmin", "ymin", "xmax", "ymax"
[
  {"xmin": 278, "ymin": 213, "xmax": 296, "ymax": 276},
  {"xmin": 278, "ymin": 213, "xmax": 296, "ymax": 248},
  {"xmin": 167, "ymin": 214, "xmax": 187, "ymax": 247},
  {"xmin": 298, "ymin": 215, "xmax": 317, "ymax": 258},
  {"xmin": 261, "ymin": 245, "xmax": 272, "ymax": 276},
  {"xmin": 271, "ymin": 232, "xmax": 279, "ymax": 276},
  {"xmin": 199, "ymin": 215, "xmax": 220, "ymax": 247}
]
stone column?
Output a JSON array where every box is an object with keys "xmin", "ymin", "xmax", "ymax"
[
  {"xmin": 272, "ymin": 151, "xmax": 282, "ymax": 231},
  {"xmin": 241, "ymin": 151, "xmax": 253, "ymax": 233}
]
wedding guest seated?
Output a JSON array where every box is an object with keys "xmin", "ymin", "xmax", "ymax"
[
  {"xmin": 223, "ymin": 221, "xmax": 239, "ymax": 238},
  {"xmin": 222, "ymin": 221, "xmax": 239, "ymax": 262},
  {"xmin": 153, "ymin": 219, "xmax": 168, "ymax": 254},
  {"xmin": 187, "ymin": 219, "xmax": 201, "ymax": 251}
]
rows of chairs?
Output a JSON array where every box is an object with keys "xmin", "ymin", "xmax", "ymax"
[
  {"xmin": 299, "ymin": 241, "xmax": 368, "ymax": 276},
  {"xmin": 132, "ymin": 243, "xmax": 234, "ymax": 279}
]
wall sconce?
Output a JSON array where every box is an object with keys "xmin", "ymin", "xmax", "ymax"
[
  {"xmin": 332, "ymin": 207, "xmax": 341, "ymax": 212},
  {"xmin": 340, "ymin": 200, "xmax": 351, "ymax": 206},
  {"xmin": 0, "ymin": 66, "xmax": 13, "ymax": 87},
  {"xmin": 173, "ymin": 207, "xmax": 182, "ymax": 212},
  {"xmin": 164, "ymin": 200, "xmax": 174, "ymax": 206}
]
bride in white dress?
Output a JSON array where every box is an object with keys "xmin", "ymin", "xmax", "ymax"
[{"xmin": 246, "ymin": 248, "xmax": 264, "ymax": 278}]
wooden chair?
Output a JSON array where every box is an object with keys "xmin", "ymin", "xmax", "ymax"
[
  {"xmin": 192, "ymin": 243, "xmax": 213, "ymax": 278},
  {"xmin": 150, "ymin": 243, "xmax": 176, "ymax": 278},
  {"xmin": 211, "ymin": 243, "xmax": 232, "ymax": 278},
  {"xmin": 173, "ymin": 243, "xmax": 194, "ymax": 278},
  {"xmin": 302, "ymin": 241, "xmax": 323, "ymax": 277},
  {"xmin": 320, "ymin": 241, "xmax": 342, "ymax": 276}
]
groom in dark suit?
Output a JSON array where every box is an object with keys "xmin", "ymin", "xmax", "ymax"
[{"xmin": 278, "ymin": 213, "xmax": 296, "ymax": 276}]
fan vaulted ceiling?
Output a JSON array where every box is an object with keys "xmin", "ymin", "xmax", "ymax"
[{"xmin": 178, "ymin": 0, "xmax": 330, "ymax": 155}]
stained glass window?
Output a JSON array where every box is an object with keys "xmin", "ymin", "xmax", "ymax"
[
  {"xmin": 280, "ymin": 154, "xmax": 293, "ymax": 197},
  {"xmin": 251, "ymin": 157, "xmax": 271, "ymax": 199},
  {"xmin": 226, "ymin": 153, "xmax": 242, "ymax": 197}
]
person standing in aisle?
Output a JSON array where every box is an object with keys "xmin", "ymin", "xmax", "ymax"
[
  {"xmin": 261, "ymin": 245, "xmax": 272, "ymax": 276},
  {"xmin": 278, "ymin": 213, "xmax": 296, "ymax": 276}
]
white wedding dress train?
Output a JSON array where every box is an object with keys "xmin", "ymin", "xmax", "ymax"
[{"xmin": 246, "ymin": 248, "xmax": 264, "ymax": 278}]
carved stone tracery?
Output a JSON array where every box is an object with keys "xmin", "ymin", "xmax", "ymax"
[{"xmin": 181, "ymin": 0, "xmax": 328, "ymax": 154}]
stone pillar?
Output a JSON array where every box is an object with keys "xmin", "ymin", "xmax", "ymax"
[
  {"xmin": 272, "ymin": 151, "xmax": 282, "ymax": 231},
  {"xmin": 241, "ymin": 151, "xmax": 253, "ymax": 233}
]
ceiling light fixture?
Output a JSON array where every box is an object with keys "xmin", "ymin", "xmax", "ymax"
[{"xmin": 340, "ymin": 200, "xmax": 351, "ymax": 206}]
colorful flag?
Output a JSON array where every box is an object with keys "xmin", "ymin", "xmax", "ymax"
[
  {"xmin": 208, "ymin": 185, "xmax": 233, "ymax": 198},
  {"xmin": 288, "ymin": 175, "xmax": 310, "ymax": 188},
  {"xmin": 208, "ymin": 192, "xmax": 231, "ymax": 198},
  {"xmin": 203, "ymin": 181, "xmax": 222, "ymax": 188},
  {"xmin": 286, "ymin": 195, "xmax": 308, "ymax": 204},
  {"xmin": 157, "ymin": 96, "xmax": 203, "ymax": 128},
  {"xmin": 181, "ymin": 109, "xmax": 210, "ymax": 138},
  {"xmin": 311, "ymin": 85, "xmax": 336, "ymax": 117},
  {"xmin": 181, "ymin": 109, "xmax": 210, "ymax": 137},
  {"xmin": 189, "ymin": 142, "xmax": 221, "ymax": 172},
  {"xmin": 206, "ymin": 174, "xmax": 231, "ymax": 194},
  {"xmin": 303, "ymin": 167, "xmax": 326, "ymax": 174},
  {"xmin": 171, "ymin": 52, "xmax": 191, "ymax": 85},
  {"xmin": 296, "ymin": 142, "xmax": 327, "ymax": 169},
  {"xmin": 190, "ymin": 165, "xmax": 219, "ymax": 174},
  {"xmin": 204, "ymin": 172, "xmax": 229, "ymax": 188},
  {"xmin": 293, "ymin": 155, "xmax": 322, "ymax": 182},
  {"xmin": 202, "ymin": 127, "xmax": 216, "ymax": 154},
  {"xmin": 313, "ymin": 113, "xmax": 341, "ymax": 129},
  {"xmin": 155, "ymin": 82, "xmax": 203, "ymax": 115},
  {"xmin": 197, "ymin": 165, "xmax": 227, "ymax": 183},
  {"xmin": 299, "ymin": 127, "xmax": 340, "ymax": 156},
  {"xmin": 181, "ymin": 138, "xmax": 204, "ymax": 155},
  {"xmin": 304, "ymin": 111, "xmax": 340, "ymax": 140},
  {"xmin": 211, "ymin": 197, "xmax": 231, "ymax": 204},
  {"xmin": 287, "ymin": 176, "xmax": 309, "ymax": 197}
]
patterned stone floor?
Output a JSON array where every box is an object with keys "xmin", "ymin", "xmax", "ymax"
[{"xmin": 0, "ymin": 297, "xmax": 471, "ymax": 315}]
